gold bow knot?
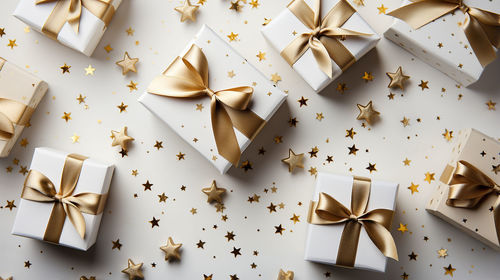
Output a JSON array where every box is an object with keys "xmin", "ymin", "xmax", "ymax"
[
  {"xmin": 308, "ymin": 177, "xmax": 398, "ymax": 267},
  {"xmin": 281, "ymin": 0, "xmax": 372, "ymax": 78},
  {"xmin": 147, "ymin": 44, "xmax": 266, "ymax": 166},
  {"xmin": 388, "ymin": 0, "xmax": 500, "ymax": 67},
  {"xmin": 21, "ymin": 153, "xmax": 107, "ymax": 244},
  {"xmin": 443, "ymin": 160, "xmax": 500, "ymax": 243},
  {"xmin": 36, "ymin": 0, "xmax": 115, "ymax": 39},
  {"xmin": 0, "ymin": 98, "xmax": 34, "ymax": 141}
]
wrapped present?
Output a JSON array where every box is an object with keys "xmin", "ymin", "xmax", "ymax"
[
  {"xmin": 138, "ymin": 25, "xmax": 287, "ymax": 174},
  {"xmin": 11, "ymin": 147, "xmax": 114, "ymax": 251},
  {"xmin": 426, "ymin": 129, "xmax": 500, "ymax": 251},
  {"xmin": 305, "ymin": 173, "xmax": 399, "ymax": 272},
  {"xmin": 385, "ymin": 0, "xmax": 499, "ymax": 86},
  {"xmin": 13, "ymin": 0, "xmax": 121, "ymax": 56},
  {"xmin": 261, "ymin": 0, "xmax": 380, "ymax": 92},
  {"xmin": 0, "ymin": 57, "xmax": 48, "ymax": 158}
]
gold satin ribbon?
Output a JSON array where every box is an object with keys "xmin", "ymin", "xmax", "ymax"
[
  {"xmin": 36, "ymin": 0, "xmax": 116, "ymax": 40},
  {"xmin": 441, "ymin": 160, "xmax": 500, "ymax": 244},
  {"xmin": 388, "ymin": 0, "xmax": 500, "ymax": 67},
  {"xmin": 147, "ymin": 44, "xmax": 266, "ymax": 166},
  {"xmin": 281, "ymin": 0, "xmax": 371, "ymax": 78},
  {"xmin": 308, "ymin": 176, "xmax": 398, "ymax": 267},
  {"xmin": 21, "ymin": 153, "xmax": 108, "ymax": 244},
  {"xmin": 0, "ymin": 58, "xmax": 35, "ymax": 141}
]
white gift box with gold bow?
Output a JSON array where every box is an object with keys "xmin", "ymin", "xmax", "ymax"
[
  {"xmin": 261, "ymin": 0, "xmax": 380, "ymax": 92},
  {"xmin": 384, "ymin": 0, "xmax": 499, "ymax": 86},
  {"xmin": 0, "ymin": 58, "xmax": 47, "ymax": 158},
  {"xmin": 138, "ymin": 25, "xmax": 287, "ymax": 174},
  {"xmin": 13, "ymin": 0, "xmax": 121, "ymax": 56},
  {"xmin": 305, "ymin": 173, "xmax": 399, "ymax": 272},
  {"xmin": 12, "ymin": 147, "xmax": 114, "ymax": 251}
]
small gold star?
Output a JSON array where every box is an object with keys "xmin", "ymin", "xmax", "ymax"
[
  {"xmin": 160, "ymin": 237, "xmax": 182, "ymax": 261},
  {"xmin": 345, "ymin": 128, "xmax": 356, "ymax": 139},
  {"xmin": 438, "ymin": 42, "xmax": 443, "ymax": 48},
  {"xmin": 116, "ymin": 52, "xmax": 139, "ymax": 75},
  {"xmin": 154, "ymin": 141, "xmax": 163, "ymax": 150},
  {"xmin": 438, "ymin": 248, "xmax": 448, "ymax": 258},
  {"xmin": 227, "ymin": 32, "xmax": 239, "ymax": 41},
  {"xmin": 366, "ymin": 163, "xmax": 377, "ymax": 173},
  {"xmin": 131, "ymin": 170, "xmax": 138, "ymax": 176},
  {"xmin": 127, "ymin": 81, "xmax": 138, "ymax": 92},
  {"xmin": 125, "ymin": 27, "xmax": 134, "ymax": 36},
  {"xmin": 241, "ymin": 160, "xmax": 253, "ymax": 171},
  {"xmin": 281, "ymin": 149, "xmax": 304, "ymax": 172},
  {"xmin": 227, "ymin": 70, "xmax": 236, "ymax": 78},
  {"xmin": 256, "ymin": 51, "xmax": 266, "ymax": 61},
  {"xmin": 76, "ymin": 94, "xmax": 86, "ymax": 104},
  {"xmin": 386, "ymin": 66, "xmax": 410, "ymax": 89},
  {"xmin": 249, "ymin": 0, "xmax": 260, "ymax": 8},
  {"xmin": 418, "ymin": 80, "xmax": 429, "ymax": 90},
  {"xmin": 229, "ymin": 1, "xmax": 242, "ymax": 11},
  {"xmin": 190, "ymin": 208, "xmax": 197, "ymax": 214},
  {"xmin": 361, "ymin": 72, "xmax": 373, "ymax": 81},
  {"xmin": 401, "ymin": 117, "xmax": 410, "ymax": 127},
  {"xmin": 0, "ymin": 28, "xmax": 5, "ymax": 37},
  {"xmin": 316, "ymin": 112, "xmax": 324, "ymax": 121},
  {"xmin": 60, "ymin": 63, "xmax": 71, "ymax": 74},
  {"xmin": 176, "ymin": 152, "xmax": 185, "ymax": 160},
  {"xmin": 275, "ymin": 224, "xmax": 285, "ymax": 235},
  {"xmin": 336, "ymin": 82, "xmax": 347, "ymax": 93},
  {"xmin": 175, "ymin": 0, "xmax": 199, "ymax": 22},
  {"xmin": 424, "ymin": 172, "xmax": 435, "ymax": 183},
  {"xmin": 112, "ymin": 239, "xmax": 122, "ymax": 250},
  {"xmin": 19, "ymin": 166, "xmax": 28, "ymax": 175},
  {"xmin": 271, "ymin": 73, "xmax": 282, "ymax": 83},
  {"xmin": 117, "ymin": 102, "xmax": 128, "ymax": 112},
  {"xmin": 297, "ymin": 96, "xmax": 308, "ymax": 107},
  {"xmin": 7, "ymin": 39, "xmax": 17, "ymax": 49},
  {"xmin": 356, "ymin": 101, "xmax": 380, "ymax": 125},
  {"xmin": 149, "ymin": 217, "xmax": 160, "ymax": 228},
  {"xmin": 19, "ymin": 138, "xmax": 29, "ymax": 147},
  {"xmin": 486, "ymin": 100, "xmax": 496, "ymax": 110},
  {"xmin": 196, "ymin": 104, "xmax": 204, "ymax": 111},
  {"xmin": 5, "ymin": 200, "xmax": 16, "ymax": 210},
  {"xmin": 24, "ymin": 260, "xmax": 31, "ymax": 268},
  {"xmin": 290, "ymin": 214, "xmax": 300, "ymax": 224},
  {"xmin": 111, "ymin": 126, "xmax": 135, "ymax": 150},
  {"xmin": 442, "ymin": 129, "xmax": 453, "ymax": 141},
  {"xmin": 408, "ymin": 183, "xmax": 419, "ymax": 194},
  {"xmin": 121, "ymin": 259, "xmax": 144, "ymax": 280},
  {"xmin": 443, "ymin": 264, "xmax": 456, "ymax": 276},
  {"xmin": 70, "ymin": 134, "xmax": 80, "ymax": 143},
  {"xmin": 308, "ymin": 166, "xmax": 317, "ymax": 176},
  {"xmin": 277, "ymin": 269, "xmax": 294, "ymax": 280},
  {"xmin": 397, "ymin": 223, "xmax": 408, "ymax": 233},
  {"xmin": 84, "ymin": 65, "xmax": 95, "ymax": 75},
  {"xmin": 61, "ymin": 112, "xmax": 72, "ymax": 122},
  {"xmin": 158, "ymin": 192, "xmax": 168, "ymax": 202},
  {"xmin": 202, "ymin": 180, "xmax": 226, "ymax": 203},
  {"xmin": 377, "ymin": 4, "xmax": 388, "ymax": 14},
  {"xmin": 403, "ymin": 158, "xmax": 411, "ymax": 166},
  {"xmin": 104, "ymin": 44, "xmax": 113, "ymax": 52}
]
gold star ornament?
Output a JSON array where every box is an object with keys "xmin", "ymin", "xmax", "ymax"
[
  {"xmin": 202, "ymin": 180, "xmax": 227, "ymax": 203},
  {"xmin": 175, "ymin": 0, "xmax": 199, "ymax": 22},
  {"xmin": 356, "ymin": 101, "xmax": 380, "ymax": 125},
  {"xmin": 121, "ymin": 259, "xmax": 144, "ymax": 280},
  {"xmin": 277, "ymin": 269, "xmax": 294, "ymax": 280},
  {"xmin": 386, "ymin": 66, "xmax": 410, "ymax": 89},
  {"xmin": 116, "ymin": 52, "xmax": 139, "ymax": 75},
  {"xmin": 111, "ymin": 126, "xmax": 135, "ymax": 150},
  {"xmin": 160, "ymin": 237, "xmax": 182, "ymax": 261},
  {"xmin": 281, "ymin": 149, "xmax": 305, "ymax": 172}
]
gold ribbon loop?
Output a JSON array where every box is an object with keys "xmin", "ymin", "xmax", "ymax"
[
  {"xmin": 21, "ymin": 153, "xmax": 107, "ymax": 244},
  {"xmin": 442, "ymin": 160, "xmax": 500, "ymax": 244},
  {"xmin": 36, "ymin": 0, "xmax": 115, "ymax": 40},
  {"xmin": 147, "ymin": 44, "xmax": 266, "ymax": 166},
  {"xmin": 281, "ymin": 0, "xmax": 371, "ymax": 78},
  {"xmin": 0, "ymin": 98, "xmax": 35, "ymax": 141},
  {"xmin": 388, "ymin": 0, "xmax": 500, "ymax": 67},
  {"xmin": 308, "ymin": 176, "xmax": 398, "ymax": 267}
]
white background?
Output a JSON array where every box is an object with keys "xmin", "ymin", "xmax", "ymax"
[{"xmin": 0, "ymin": 0, "xmax": 499, "ymax": 279}]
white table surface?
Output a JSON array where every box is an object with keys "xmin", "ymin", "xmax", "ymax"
[{"xmin": 0, "ymin": 0, "xmax": 499, "ymax": 279}]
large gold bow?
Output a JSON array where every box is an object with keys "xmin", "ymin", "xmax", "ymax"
[
  {"xmin": 308, "ymin": 177, "xmax": 398, "ymax": 267},
  {"xmin": 0, "ymin": 58, "xmax": 34, "ymax": 141},
  {"xmin": 36, "ymin": 0, "xmax": 115, "ymax": 39},
  {"xmin": 388, "ymin": 0, "xmax": 500, "ymax": 67},
  {"xmin": 441, "ymin": 160, "xmax": 500, "ymax": 244},
  {"xmin": 21, "ymin": 153, "xmax": 107, "ymax": 244},
  {"xmin": 147, "ymin": 44, "xmax": 266, "ymax": 166},
  {"xmin": 281, "ymin": 0, "xmax": 371, "ymax": 78}
]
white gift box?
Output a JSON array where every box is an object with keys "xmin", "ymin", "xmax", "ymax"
[
  {"xmin": 0, "ymin": 58, "xmax": 48, "ymax": 158},
  {"xmin": 138, "ymin": 25, "xmax": 287, "ymax": 174},
  {"xmin": 305, "ymin": 173, "xmax": 399, "ymax": 272},
  {"xmin": 261, "ymin": 0, "xmax": 380, "ymax": 92},
  {"xmin": 12, "ymin": 147, "xmax": 114, "ymax": 251},
  {"xmin": 384, "ymin": 0, "xmax": 499, "ymax": 86},
  {"xmin": 13, "ymin": 0, "xmax": 122, "ymax": 56}
]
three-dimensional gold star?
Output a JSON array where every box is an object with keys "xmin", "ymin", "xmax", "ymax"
[
  {"xmin": 281, "ymin": 149, "xmax": 304, "ymax": 172},
  {"xmin": 202, "ymin": 180, "xmax": 226, "ymax": 203},
  {"xmin": 175, "ymin": 0, "xmax": 199, "ymax": 22},
  {"xmin": 277, "ymin": 269, "xmax": 294, "ymax": 280},
  {"xmin": 356, "ymin": 101, "xmax": 380, "ymax": 125},
  {"xmin": 116, "ymin": 52, "xmax": 139, "ymax": 75},
  {"xmin": 121, "ymin": 259, "xmax": 144, "ymax": 280},
  {"xmin": 111, "ymin": 126, "xmax": 135, "ymax": 150},
  {"xmin": 386, "ymin": 66, "xmax": 410, "ymax": 89},
  {"xmin": 160, "ymin": 237, "xmax": 182, "ymax": 261}
]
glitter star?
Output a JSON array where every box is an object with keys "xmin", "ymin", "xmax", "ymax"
[
  {"xmin": 116, "ymin": 52, "xmax": 139, "ymax": 75},
  {"xmin": 126, "ymin": 81, "xmax": 138, "ymax": 92},
  {"xmin": 61, "ymin": 112, "xmax": 71, "ymax": 122},
  {"xmin": 227, "ymin": 32, "xmax": 239, "ymax": 41},
  {"xmin": 377, "ymin": 4, "xmax": 388, "ymax": 14},
  {"xmin": 70, "ymin": 134, "xmax": 80, "ymax": 143},
  {"xmin": 175, "ymin": 0, "xmax": 199, "ymax": 22},
  {"xmin": 366, "ymin": 163, "xmax": 377, "ymax": 173},
  {"xmin": 225, "ymin": 231, "xmax": 236, "ymax": 241},
  {"xmin": 160, "ymin": 237, "xmax": 182, "ymax": 261},
  {"xmin": 403, "ymin": 158, "xmax": 411, "ymax": 166},
  {"xmin": 84, "ymin": 65, "xmax": 95, "ymax": 75},
  {"xmin": 438, "ymin": 248, "xmax": 448, "ymax": 258},
  {"xmin": 117, "ymin": 102, "xmax": 128, "ymax": 112},
  {"xmin": 345, "ymin": 128, "xmax": 356, "ymax": 139},
  {"xmin": 418, "ymin": 80, "xmax": 429, "ymax": 90},
  {"xmin": 361, "ymin": 72, "xmax": 373, "ymax": 82},
  {"xmin": 271, "ymin": 73, "xmax": 282, "ymax": 84},
  {"xmin": 154, "ymin": 141, "xmax": 163, "ymax": 150},
  {"xmin": 125, "ymin": 27, "xmax": 134, "ymax": 36},
  {"xmin": 290, "ymin": 214, "xmax": 300, "ymax": 224},
  {"xmin": 256, "ymin": 51, "xmax": 266, "ymax": 61},
  {"xmin": 348, "ymin": 144, "xmax": 359, "ymax": 155},
  {"xmin": 196, "ymin": 240, "xmax": 205, "ymax": 248},
  {"xmin": 176, "ymin": 152, "xmax": 185, "ymax": 160},
  {"xmin": 76, "ymin": 94, "xmax": 86, "ymax": 104},
  {"xmin": 356, "ymin": 101, "xmax": 380, "ymax": 125},
  {"xmin": 249, "ymin": 0, "xmax": 260, "ymax": 8},
  {"xmin": 149, "ymin": 217, "xmax": 160, "ymax": 228},
  {"xmin": 60, "ymin": 63, "xmax": 71, "ymax": 74},
  {"xmin": 240, "ymin": 160, "xmax": 253, "ymax": 171},
  {"xmin": 401, "ymin": 117, "xmax": 410, "ymax": 127},
  {"xmin": 7, "ymin": 39, "xmax": 17, "ymax": 49},
  {"xmin": 397, "ymin": 223, "xmax": 408, "ymax": 233},
  {"xmin": 5, "ymin": 200, "xmax": 16, "ymax": 210},
  {"xmin": 229, "ymin": 1, "xmax": 242, "ymax": 11},
  {"xmin": 104, "ymin": 44, "xmax": 113, "ymax": 52},
  {"xmin": 424, "ymin": 172, "xmax": 435, "ymax": 183},
  {"xmin": 230, "ymin": 247, "xmax": 242, "ymax": 257},
  {"xmin": 486, "ymin": 100, "xmax": 496, "ymax": 110},
  {"xmin": 121, "ymin": 259, "xmax": 144, "ymax": 280},
  {"xmin": 142, "ymin": 180, "xmax": 153, "ymax": 191},
  {"xmin": 227, "ymin": 70, "xmax": 236, "ymax": 78},
  {"xmin": 0, "ymin": 28, "xmax": 5, "ymax": 37},
  {"xmin": 386, "ymin": 66, "xmax": 410, "ymax": 89},
  {"xmin": 408, "ymin": 183, "xmax": 419, "ymax": 194},
  {"xmin": 308, "ymin": 146, "xmax": 318, "ymax": 158},
  {"xmin": 275, "ymin": 224, "xmax": 285, "ymax": 235},
  {"xmin": 492, "ymin": 164, "xmax": 500, "ymax": 175},
  {"xmin": 443, "ymin": 264, "xmax": 456, "ymax": 276},
  {"xmin": 158, "ymin": 193, "xmax": 168, "ymax": 202},
  {"xmin": 308, "ymin": 167, "xmax": 317, "ymax": 176},
  {"xmin": 408, "ymin": 251, "xmax": 418, "ymax": 261},
  {"xmin": 281, "ymin": 149, "xmax": 304, "ymax": 172},
  {"xmin": 336, "ymin": 82, "xmax": 347, "ymax": 93},
  {"xmin": 442, "ymin": 129, "xmax": 453, "ymax": 141},
  {"xmin": 297, "ymin": 96, "xmax": 308, "ymax": 107}
]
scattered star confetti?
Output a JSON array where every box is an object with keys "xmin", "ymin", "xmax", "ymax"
[
  {"xmin": 486, "ymin": 100, "xmax": 496, "ymax": 110},
  {"xmin": 256, "ymin": 51, "xmax": 266, "ymax": 61},
  {"xmin": 438, "ymin": 248, "xmax": 448, "ymax": 258},
  {"xmin": 377, "ymin": 4, "xmax": 388, "ymax": 14},
  {"xmin": 111, "ymin": 126, "xmax": 134, "ymax": 150},
  {"xmin": 443, "ymin": 264, "xmax": 456, "ymax": 276},
  {"xmin": 297, "ymin": 96, "xmax": 308, "ymax": 107},
  {"xmin": 361, "ymin": 72, "xmax": 373, "ymax": 82},
  {"xmin": 61, "ymin": 112, "xmax": 71, "ymax": 122},
  {"xmin": 112, "ymin": 239, "xmax": 122, "ymax": 250},
  {"xmin": 117, "ymin": 102, "xmax": 128, "ymax": 112},
  {"xmin": 227, "ymin": 32, "xmax": 239, "ymax": 41},
  {"xmin": 418, "ymin": 80, "xmax": 429, "ymax": 90},
  {"xmin": 408, "ymin": 183, "xmax": 419, "ymax": 194},
  {"xmin": 397, "ymin": 223, "xmax": 408, "ymax": 233},
  {"xmin": 7, "ymin": 39, "xmax": 17, "ymax": 49},
  {"xmin": 84, "ymin": 64, "xmax": 95, "ymax": 75},
  {"xmin": 424, "ymin": 172, "xmax": 435, "ymax": 183},
  {"xmin": 271, "ymin": 73, "xmax": 282, "ymax": 84},
  {"xmin": 60, "ymin": 63, "xmax": 71, "ymax": 74}
]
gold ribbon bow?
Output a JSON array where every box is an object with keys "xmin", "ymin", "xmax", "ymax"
[
  {"xmin": 281, "ymin": 0, "xmax": 371, "ymax": 78},
  {"xmin": 21, "ymin": 153, "xmax": 108, "ymax": 244},
  {"xmin": 441, "ymin": 160, "xmax": 500, "ymax": 244},
  {"xmin": 36, "ymin": 0, "xmax": 115, "ymax": 40},
  {"xmin": 147, "ymin": 44, "xmax": 266, "ymax": 166},
  {"xmin": 0, "ymin": 58, "xmax": 35, "ymax": 141},
  {"xmin": 388, "ymin": 0, "xmax": 500, "ymax": 67},
  {"xmin": 308, "ymin": 176, "xmax": 398, "ymax": 267}
]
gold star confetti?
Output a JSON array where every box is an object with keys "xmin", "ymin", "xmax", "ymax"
[
  {"xmin": 397, "ymin": 223, "xmax": 408, "ymax": 233},
  {"xmin": 84, "ymin": 64, "xmax": 95, "ymax": 75},
  {"xmin": 175, "ymin": 0, "xmax": 199, "ymax": 22},
  {"xmin": 377, "ymin": 4, "xmax": 388, "ymax": 14},
  {"xmin": 386, "ymin": 66, "xmax": 410, "ymax": 89},
  {"xmin": 401, "ymin": 117, "xmax": 410, "ymax": 127},
  {"xmin": 424, "ymin": 172, "xmax": 435, "ymax": 183},
  {"xmin": 196, "ymin": 103, "xmax": 204, "ymax": 111},
  {"xmin": 308, "ymin": 146, "xmax": 318, "ymax": 158},
  {"xmin": 418, "ymin": 80, "xmax": 429, "ymax": 90},
  {"xmin": 160, "ymin": 237, "xmax": 182, "ymax": 261},
  {"xmin": 202, "ymin": 180, "xmax": 226, "ymax": 203},
  {"xmin": 112, "ymin": 239, "xmax": 122, "ymax": 250},
  {"xmin": 401, "ymin": 272, "xmax": 409, "ymax": 280},
  {"xmin": 158, "ymin": 192, "xmax": 168, "ymax": 202},
  {"xmin": 24, "ymin": 260, "xmax": 31, "ymax": 268},
  {"xmin": 256, "ymin": 51, "xmax": 266, "ymax": 61},
  {"xmin": 408, "ymin": 183, "xmax": 419, "ymax": 194},
  {"xmin": 227, "ymin": 70, "xmax": 236, "ymax": 78},
  {"xmin": 486, "ymin": 100, "xmax": 496, "ymax": 110},
  {"xmin": 7, "ymin": 39, "xmax": 17, "ymax": 49},
  {"xmin": 149, "ymin": 216, "xmax": 160, "ymax": 227},
  {"xmin": 116, "ymin": 52, "xmax": 139, "ymax": 75},
  {"xmin": 316, "ymin": 112, "xmax": 324, "ymax": 121},
  {"xmin": 117, "ymin": 102, "xmax": 128, "ymax": 112},
  {"xmin": 345, "ymin": 128, "xmax": 356, "ymax": 139},
  {"xmin": 297, "ymin": 96, "xmax": 308, "ymax": 107},
  {"xmin": 227, "ymin": 32, "xmax": 239, "ymax": 42},
  {"xmin": 111, "ymin": 126, "xmax": 135, "ymax": 150},
  {"xmin": 444, "ymin": 264, "xmax": 456, "ymax": 276},
  {"xmin": 438, "ymin": 248, "xmax": 448, "ymax": 258},
  {"xmin": 271, "ymin": 73, "xmax": 281, "ymax": 83},
  {"xmin": 131, "ymin": 169, "xmax": 138, "ymax": 176},
  {"xmin": 104, "ymin": 44, "xmax": 113, "ymax": 52},
  {"xmin": 336, "ymin": 82, "xmax": 347, "ymax": 93},
  {"xmin": 290, "ymin": 214, "xmax": 300, "ymax": 224},
  {"xmin": 154, "ymin": 141, "xmax": 163, "ymax": 150},
  {"xmin": 125, "ymin": 27, "xmax": 134, "ymax": 36},
  {"xmin": 308, "ymin": 166, "xmax": 317, "ymax": 176},
  {"xmin": 127, "ymin": 80, "xmax": 138, "ymax": 92},
  {"xmin": 0, "ymin": 28, "xmax": 5, "ymax": 37},
  {"xmin": 442, "ymin": 129, "xmax": 453, "ymax": 141},
  {"xmin": 229, "ymin": 1, "xmax": 242, "ymax": 11},
  {"xmin": 492, "ymin": 164, "xmax": 500, "ymax": 175},
  {"xmin": 278, "ymin": 269, "xmax": 294, "ymax": 280},
  {"xmin": 249, "ymin": 0, "xmax": 259, "ymax": 8},
  {"xmin": 356, "ymin": 101, "xmax": 380, "ymax": 125},
  {"xmin": 19, "ymin": 166, "xmax": 28, "ymax": 175},
  {"xmin": 190, "ymin": 208, "xmax": 197, "ymax": 214},
  {"xmin": 19, "ymin": 138, "xmax": 29, "ymax": 147},
  {"xmin": 362, "ymin": 72, "xmax": 373, "ymax": 81},
  {"xmin": 61, "ymin": 112, "xmax": 71, "ymax": 122},
  {"xmin": 241, "ymin": 160, "xmax": 253, "ymax": 171},
  {"xmin": 408, "ymin": 251, "xmax": 418, "ymax": 260},
  {"xmin": 176, "ymin": 152, "xmax": 185, "ymax": 160},
  {"xmin": 5, "ymin": 200, "xmax": 16, "ymax": 210},
  {"xmin": 281, "ymin": 149, "xmax": 304, "ymax": 172},
  {"xmin": 60, "ymin": 63, "xmax": 71, "ymax": 74},
  {"xmin": 366, "ymin": 163, "xmax": 377, "ymax": 173},
  {"xmin": 275, "ymin": 224, "xmax": 285, "ymax": 235},
  {"xmin": 403, "ymin": 158, "xmax": 411, "ymax": 166},
  {"xmin": 121, "ymin": 259, "xmax": 144, "ymax": 280},
  {"xmin": 76, "ymin": 94, "xmax": 86, "ymax": 104}
]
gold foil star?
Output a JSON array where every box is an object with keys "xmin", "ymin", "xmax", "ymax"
[
  {"xmin": 418, "ymin": 80, "xmax": 429, "ymax": 90},
  {"xmin": 127, "ymin": 81, "xmax": 138, "ymax": 92},
  {"xmin": 104, "ymin": 44, "xmax": 113, "ymax": 52},
  {"xmin": 202, "ymin": 180, "xmax": 226, "ymax": 203},
  {"xmin": 19, "ymin": 138, "xmax": 29, "ymax": 147},
  {"xmin": 229, "ymin": 1, "xmax": 242, "ymax": 11},
  {"xmin": 111, "ymin": 126, "xmax": 135, "ymax": 150},
  {"xmin": 366, "ymin": 163, "xmax": 377, "ymax": 173},
  {"xmin": 84, "ymin": 65, "xmax": 95, "ymax": 75},
  {"xmin": 227, "ymin": 32, "xmax": 238, "ymax": 41},
  {"xmin": 71, "ymin": 134, "xmax": 80, "ymax": 143},
  {"xmin": 486, "ymin": 100, "xmax": 496, "ymax": 110},
  {"xmin": 256, "ymin": 51, "xmax": 266, "ymax": 61},
  {"xmin": 121, "ymin": 259, "xmax": 144, "ymax": 280},
  {"xmin": 346, "ymin": 128, "xmax": 356, "ymax": 139},
  {"xmin": 297, "ymin": 96, "xmax": 308, "ymax": 107},
  {"xmin": 175, "ymin": 0, "xmax": 199, "ymax": 22},
  {"xmin": 125, "ymin": 27, "xmax": 134, "ymax": 36},
  {"xmin": 227, "ymin": 70, "xmax": 236, "ymax": 78},
  {"xmin": 401, "ymin": 117, "xmax": 410, "ymax": 127},
  {"xmin": 442, "ymin": 129, "xmax": 453, "ymax": 141},
  {"xmin": 290, "ymin": 214, "xmax": 300, "ymax": 224},
  {"xmin": 377, "ymin": 4, "xmax": 388, "ymax": 14},
  {"xmin": 7, "ymin": 39, "xmax": 17, "ymax": 49},
  {"xmin": 112, "ymin": 239, "xmax": 122, "ymax": 250},
  {"xmin": 438, "ymin": 248, "xmax": 448, "ymax": 258},
  {"xmin": 386, "ymin": 66, "xmax": 410, "ymax": 89},
  {"xmin": 424, "ymin": 172, "xmax": 435, "ymax": 183},
  {"xmin": 271, "ymin": 73, "xmax": 282, "ymax": 83},
  {"xmin": 336, "ymin": 82, "xmax": 347, "ymax": 93},
  {"xmin": 361, "ymin": 72, "xmax": 373, "ymax": 82},
  {"xmin": 403, "ymin": 158, "xmax": 411, "ymax": 166},
  {"xmin": 160, "ymin": 237, "xmax": 182, "ymax": 261},
  {"xmin": 116, "ymin": 52, "xmax": 139, "ymax": 75},
  {"xmin": 250, "ymin": 0, "xmax": 259, "ymax": 8},
  {"xmin": 281, "ymin": 149, "xmax": 304, "ymax": 172},
  {"xmin": 5, "ymin": 200, "xmax": 16, "ymax": 210},
  {"xmin": 61, "ymin": 112, "xmax": 72, "ymax": 122},
  {"xmin": 0, "ymin": 28, "xmax": 5, "ymax": 37},
  {"xmin": 278, "ymin": 269, "xmax": 294, "ymax": 280},
  {"xmin": 117, "ymin": 102, "xmax": 128, "ymax": 112},
  {"xmin": 443, "ymin": 264, "xmax": 456, "ymax": 276},
  {"xmin": 76, "ymin": 94, "xmax": 86, "ymax": 104},
  {"xmin": 356, "ymin": 101, "xmax": 379, "ymax": 125},
  {"xmin": 408, "ymin": 183, "xmax": 419, "ymax": 194},
  {"xmin": 61, "ymin": 63, "xmax": 71, "ymax": 74},
  {"xmin": 397, "ymin": 223, "xmax": 408, "ymax": 233}
]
